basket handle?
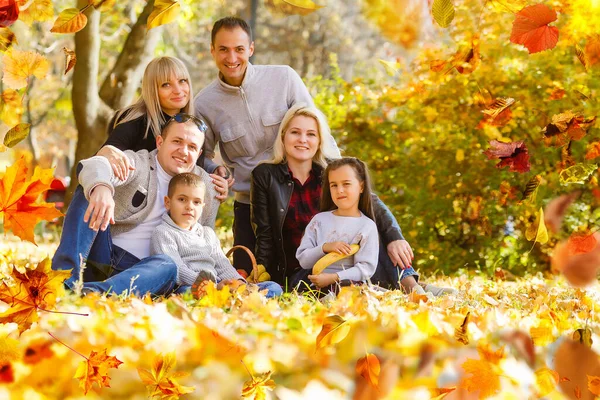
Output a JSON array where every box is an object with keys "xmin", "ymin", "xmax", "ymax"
[{"xmin": 226, "ymin": 245, "xmax": 259, "ymax": 282}]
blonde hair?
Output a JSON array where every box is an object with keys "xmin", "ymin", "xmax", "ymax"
[
  {"xmin": 113, "ymin": 57, "xmax": 194, "ymax": 140},
  {"xmin": 269, "ymin": 103, "xmax": 339, "ymax": 168}
]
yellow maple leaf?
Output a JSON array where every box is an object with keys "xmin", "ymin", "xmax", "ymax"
[
  {"xmin": 74, "ymin": 348, "xmax": 123, "ymax": 394},
  {"xmin": 0, "ymin": 337, "xmax": 19, "ymax": 364},
  {"xmin": 0, "ymin": 258, "xmax": 71, "ymax": 335},
  {"xmin": 525, "ymin": 208, "xmax": 549, "ymax": 245},
  {"xmin": 1, "ymin": 49, "xmax": 49, "ymax": 89},
  {"xmin": 18, "ymin": 0, "xmax": 54, "ymax": 25},
  {"xmin": 0, "ymin": 157, "xmax": 63, "ymax": 244},
  {"xmin": 588, "ymin": 375, "xmax": 600, "ymax": 395},
  {"xmin": 198, "ymin": 281, "xmax": 232, "ymax": 308},
  {"xmin": 241, "ymin": 370, "xmax": 276, "ymax": 400},
  {"xmin": 137, "ymin": 352, "xmax": 195, "ymax": 399},
  {"xmin": 265, "ymin": 0, "xmax": 324, "ymax": 16},
  {"xmin": 315, "ymin": 315, "xmax": 351, "ymax": 350}
]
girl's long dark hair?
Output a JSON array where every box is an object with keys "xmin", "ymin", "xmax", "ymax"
[{"xmin": 320, "ymin": 157, "xmax": 374, "ymax": 221}]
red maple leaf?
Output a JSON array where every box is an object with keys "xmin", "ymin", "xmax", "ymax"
[
  {"xmin": 510, "ymin": 4, "xmax": 559, "ymax": 54},
  {"xmin": 484, "ymin": 140, "xmax": 531, "ymax": 173}
]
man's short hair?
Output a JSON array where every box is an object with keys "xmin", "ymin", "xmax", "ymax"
[
  {"xmin": 211, "ymin": 16, "xmax": 253, "ymax": 44},
  {"xmin": 167, "ymin": 173, "xmax": 206, "ymax": 197}
]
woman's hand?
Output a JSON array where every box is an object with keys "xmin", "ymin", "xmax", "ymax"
[
  {"xmin": 322, "ymin": 241, "xmax": 353, "ymax": 255},
  {"xmin": 308, "ymin": 273, "xmax": 339, "ymax": 288},
  {"xmin": 97, "ymin": 145, "xmax": 135, "ymax": 181},
  {"xmin": 210, "ymin": 173, "xmax": 229, "ymax": 202},
  {"xmin": 387, "ymin": 239, "xmax": 414, "ymax": 269}
]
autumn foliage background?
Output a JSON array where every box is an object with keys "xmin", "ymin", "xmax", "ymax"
[{"xmin": 1, "ymin": 0, "xmax": 600, "ymax": 399}]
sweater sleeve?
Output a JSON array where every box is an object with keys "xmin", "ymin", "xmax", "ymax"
[
  {"xmin": 150, "ymin": 225, "xmax": 195, "ymax": 286},
  {"xmin": 206, "ymin": 228, "xmax": 244, "ymax": 281},
  {"xmin": 286, "ymin": 67, "xmax": 314, "ymax": 108},
  {"xmin": 336, "ymin": 219, "xmax": 379, "ymax": 282},
  {"xmin": 296, "ymin": 215, "xmax": 326, "ymax": 270},
  {"xmin": 78, "ymin": 153, "xmax": 138, "ymax": 199}
]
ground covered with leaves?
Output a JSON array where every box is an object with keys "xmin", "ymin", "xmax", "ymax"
[{"xmin": 0, "ymin": 238, "xmax": 599, "ymax": 400}]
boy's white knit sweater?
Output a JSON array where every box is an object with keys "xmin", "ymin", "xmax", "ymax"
[
  {"xmin": 296, "ymin": 211, "xmax": 378, "ymax": 282},
  {"xmin": 150, "ymin": 213, "xmax": 243, "ymax": 285}
]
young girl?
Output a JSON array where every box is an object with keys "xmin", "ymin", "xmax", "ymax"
[{"xmin": 296, "ymin": 157, "xmax": 379, "ymax": 289}]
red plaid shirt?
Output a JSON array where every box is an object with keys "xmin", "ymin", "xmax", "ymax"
[{"xmin": 282, "ymin": 167, "xmax": 322, "ymax": 274}]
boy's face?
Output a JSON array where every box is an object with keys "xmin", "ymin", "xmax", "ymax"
[{"xmin": 164, "ymin": 183, "xmax": 205, "ymax": 230}]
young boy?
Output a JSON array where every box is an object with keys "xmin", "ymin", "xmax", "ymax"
[{"xmin": 150, "ymin": 173, "xmax": 283, "ymax": 298}]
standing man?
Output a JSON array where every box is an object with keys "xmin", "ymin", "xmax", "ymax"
[{"xmin": 194, "ymin": 16, "xmax": 333, "ymax": 272}]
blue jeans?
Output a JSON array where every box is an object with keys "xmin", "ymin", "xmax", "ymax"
[
  {"xmin": 52, "ymin": 186, "xmax": 178, "ymax": 296},
  {"xmin": 177, "ymin": 280, "xmax": 283, "ymax": 299},
  {"xmin": 371, "ymin": 238, "xmax": 419, "ymax": 289}
]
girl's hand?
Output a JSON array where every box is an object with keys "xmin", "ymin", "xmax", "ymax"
[
  {"xmin": 216, "ymin": 279, "xmax": 235, "ymax": 291},
  {"xmin": 97, "ymin": 145, "xmax": 135, "ymax": 181},
  {"xmin": 322, "ymin": 241, "xmax": 353, "ymax": 255},
  {"xmin": 308, "ymin": 273, "xmax": 339, "ymax": 288}
]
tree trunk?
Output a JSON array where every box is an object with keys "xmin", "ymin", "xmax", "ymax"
[
  {"xmin": 98, "ymin": 0, "xmax": 159, "ymax": 110},
  {"xmin": 65, "ymin": 0, "xmax": 159, "ymax": 207}
]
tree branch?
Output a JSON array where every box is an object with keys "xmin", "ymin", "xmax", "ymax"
[{"xmin": 98, "ymin": 0, "xmax": 160, "ymax": 110}]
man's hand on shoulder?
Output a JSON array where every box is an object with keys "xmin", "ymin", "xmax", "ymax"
[
  {"xmin": 210, "ymin": 170, "xmax": 233, "ymax": 203},
  {"xmin": 84, "ymin": 185, "xmax": 115, "ymax": 231},
  {"xmin": 387, "ymin": 239, "xmax": 414, "ymax": 269}
]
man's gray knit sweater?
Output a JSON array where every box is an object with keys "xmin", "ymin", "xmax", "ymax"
[
  {"xmin": 194, "ymin": 63, "xmax": 314, "ymax": 204},
  {"xmin": 150, "ymin": 213, "xmax": 243, "ymax": 285},
  {"xmin": 78, "ymin": 149, "xmax": 219, "ymax": 236}
]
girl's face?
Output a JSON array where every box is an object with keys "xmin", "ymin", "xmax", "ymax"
[
  {"xmin": 328, "ymin": 165, "xmax": 364, "ymax": 212},
  {"xmin": 283, "ymin": 115, "xmax": 320, "ymax": 163},
  {"xmin": 158, "ymin": 75, "xmax": 190, "ymax": 116}
]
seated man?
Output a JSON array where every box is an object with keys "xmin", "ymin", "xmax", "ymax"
[
  {"xmin": 150, "ymin": 172, "xmax": 282, "ymax": 298},
  {"xmin": 52, "ymin": 113, "xmax": 219, "ymax": 296}
]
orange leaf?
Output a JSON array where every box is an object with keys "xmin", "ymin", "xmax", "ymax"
[
  {"xmin": 0, "ymin": 157, "xmax": 63, "ymax": 244},
  {"xmin": 454, "ymin": 311, "xmax": 470, "ymax": 345},
  {"xmin": 0, "ymin": 363, "xmax": 14, "ymax": 383},
  {"xmin": 549, "ymin": 88, "xmax": 566, "ymax": 100},
  {"xmin": 585, "ymin": 142, "xmax": 600, "ymax": 160},
  {"xmin": 452, "ymin": 34, "xmax": 480, "ymax": 74},
  {"xmin": 0, "ymin": 258, "xmax": 71, "ymax": 335},
  {"xmin": 50, "ymin": 8, "xmax": 87, "ymax": 34},
  {"xmin": 23, "ymin": 339, "xmax": 54, "ymax": 364},
  {"xmin": 588, "ymin": 375, "xmax": 600, "ymax": 395},
  {"xmin": 510, "ymin": 4, "xmax": 559, "ymax": 54},
  {"xmin": 356, "ymin": 353, "xmax": 380, "ymax": 389},
  {"xmin": 62, "ymin": 47, "xmax": 76, "ymax": 75},
  {"xmin": 1, "ymin": 48, "xmax": 49, "ymax": 89},
  {"xmin": 552, "ymin": 233, "xmax": 600, "ymax": 287},
  {"xmin": 477, "ymin": 342, "xmax": 505, "ymax": 364},
  {"xmin": 460, "ymin": 358, "xmax": 501, "ymax": 398},
  {"xmin": 241, "ymin": 370, "xmax": 276, "ymax": 399},
  {"xmin": 137, "ymin": 352, "xmax": 195, "ymax": 399},
  {"xmin": 574, "ymin": 385, "xmax": 582, "ymax": 398},
  {"xmin": 567, "ymin": 233, "xmax": 598, "ymax": 255},
  {"xmin": 74, "ymin": 349, "xmax": 123, "ymax": 395},
  {"xmin": 586, "ymin": 34, "xmax": 600, "ymax": 67}
]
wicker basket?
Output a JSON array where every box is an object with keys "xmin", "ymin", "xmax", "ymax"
[{"xmin": 225, "ymin": 245, "xmax": 260, "ymax": 282}]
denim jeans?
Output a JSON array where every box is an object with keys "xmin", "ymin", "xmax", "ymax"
[
  {"xmin": 371, "ymin": 238, "xmax": 419, "ymax": 289},
  {"xmin": 177, "ymin": 280, "xmax": 283, "ymax": 299},
  {"xmin": 52, "ymin": 186, "xmax": 178, "ymax": 296}
]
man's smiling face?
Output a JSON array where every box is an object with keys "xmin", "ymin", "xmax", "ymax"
[
  {"xmin": 156, "ymin": 122, "xmax": 204, "ymax": 176},
  {"xmin": 211, "ymin": 26, "xmax": 254, "ymax": 87}
]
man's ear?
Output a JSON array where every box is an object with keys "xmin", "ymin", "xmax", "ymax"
[
  {"xmin": 156, "ymin": 134, "xmax": 164, "ymax": 150},
  {"xmin": 249, "ymin": 41, "xmax": 255, "ymax": 57},
  {"xmin": 164, "ymin": 195, "xmax": 170, "ymax": 211}
]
